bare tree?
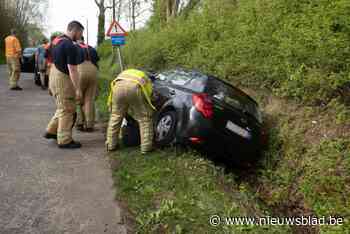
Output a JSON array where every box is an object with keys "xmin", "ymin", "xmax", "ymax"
[
  {"xmin": 1, "ymin": 0, "xmax": 48, "ymax": 48},
  {"xmin": 129, "ymin": 0, "xmax": 138, "ymax": 30},
  {"xmin": 150, "ymin": 0, "xmax": 201, "ymax": 28},
  {"xmin": 4, "ymin": 0, "xmax": 46, "ymax": 28},
  {"xmin": 94, "ymin": 0, "xmax": 113, "ymax": 45},
  {"xmin": 112, "ymin": 0, "xmax": 124, "ymax": 21},
  {"xmin": 125, "ymin": 0, "xmax": 151, "ymax": 31}
]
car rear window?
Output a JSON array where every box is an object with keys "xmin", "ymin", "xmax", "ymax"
[
  {"xmin": 206, "ymin": 77, "xmax": 260, "ymax": 120},
  {"xmin": 157, "ymin": 70, "xmax": 206, "ymax": 92},
  {"xmin": 23, "ymin": 48, "xmax": 37, "ymax": 54}
]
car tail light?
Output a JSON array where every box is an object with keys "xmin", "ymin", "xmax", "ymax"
[
  {"xmin": 190, "ymin": 137, "xmax": 204, "ymax": 144},
  {"xmin": 192, "ymin": 93, "xmax": 213, "ymax": 119}
]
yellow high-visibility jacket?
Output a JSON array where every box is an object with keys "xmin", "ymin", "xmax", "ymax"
[
  {"xmin": 108, "ymin": 69, "xmax": 156, "ymax": 110},
  {"xmin": 5, "ymin": 35, "xmax": 21, "ymax": 58}
]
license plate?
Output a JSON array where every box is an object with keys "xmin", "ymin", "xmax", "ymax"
[{"xmin": 226, "ymin": 121, "xmax": 251, "ymax": 139}]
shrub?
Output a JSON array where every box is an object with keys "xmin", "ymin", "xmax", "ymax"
[{"xmin": 98, "ymin": 0, "xmax": 350, "ymax": 105}]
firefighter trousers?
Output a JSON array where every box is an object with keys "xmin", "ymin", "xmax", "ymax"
[
  {"xmin": 6, "ymin": 57, "xmax": 20, "ymax": 88},
  {"xmin": 46, "ymin": 65, "xmax": 76, "ymax": 145},
  {"xmin": 106, "ymin": 80, "xmax": 154, "ymax": 153},
  {"xmin": 77, "ymin": 61, "xmax": 98, "ymax": 129}
]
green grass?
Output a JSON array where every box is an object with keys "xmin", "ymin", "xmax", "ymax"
[
  {"xmin": 240, "ymin": 89, "xmax": 350, "ymax": 233},
  {"xmin": 111, "ymin": 147, "xmax": 291, "ymax": 233}
]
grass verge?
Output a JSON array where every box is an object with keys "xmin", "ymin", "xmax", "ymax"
[{"xmin": 110, "ymin": 147, "xmax": 291, "ymax": 233}]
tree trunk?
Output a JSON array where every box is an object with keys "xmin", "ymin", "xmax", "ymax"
[
  {"xmin": 117, "ymin": 0, "xmax": 122, "ymax": 21},
  {"xmin": 131, "ymin": 1, "xmax": 136, "ymax": 30},
  {"xmin": 165, "ymin": 0, "xmax": 180, "ymax": 22},
  {"xmin": 97, "ymin": 6, "xmax": 105, "ymax": 45}
]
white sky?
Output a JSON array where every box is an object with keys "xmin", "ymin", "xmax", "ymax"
[{"xmin": 46, "ymin": 0, "xmax": 151, "ymax": 47}]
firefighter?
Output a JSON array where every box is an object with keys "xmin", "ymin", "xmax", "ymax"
[
  {"xmin": 36, "ymin": 38, "xmax": 49, "ymax": 89},
  {"xmin": 75, "ymin": 36, "xmax": 99, "ymax": 132},
  {"xmin": 44, "ymin": 21, "xmax": 84, "ymax": 149},
  {"xmin": 45, "ymin": 34, "xmax": 59, "ymax": 94},
  {"xmin": 106, "ymin": 68, "xmax": 156, "ymax": 154},
  {"xmin": 5, "ymin": 29, "xmax": 22, "ymax": 90}
]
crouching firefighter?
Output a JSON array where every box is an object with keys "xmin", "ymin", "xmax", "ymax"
[{"xmin": 106, "ymin": 69, "xmax": 156, "ymax": 154}]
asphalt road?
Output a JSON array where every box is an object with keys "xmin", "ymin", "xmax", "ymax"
[{"xmin": 0, "ymin": 66, "xmax": 127, "ymax": 234}]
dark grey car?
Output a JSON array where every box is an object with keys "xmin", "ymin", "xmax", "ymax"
[
  {"xmin": 152, "ymin": 69, "xmax": 266, "ymax": 163},
  {"xmin": 20, "ymin": 47, "xmax": 37, "ymax": 73}
]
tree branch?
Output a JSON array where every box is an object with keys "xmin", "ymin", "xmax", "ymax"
[{"xmin": 94, "ymin": 0, "xmax": 101, "ymax": 8}]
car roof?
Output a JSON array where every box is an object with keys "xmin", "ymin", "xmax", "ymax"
[
  {"xmin": 23, "ymin": 47, "xmax": 37, "ymax": 51},
  {"xmin": 163, "ymin": 68, "xmax": 258, "ymax": 105}
]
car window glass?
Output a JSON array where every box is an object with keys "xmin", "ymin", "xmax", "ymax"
[
  {"xmin": 156, "ymin": 71, "xmax": 191, "ymax": 85},
  {"xmin": 24, "ymin": 48, "xmax": 37, "ymax": 54},
  {"xmin": 185, "ymin": 74, "xmax": 206, "ymax": 92},
  {"xmin": 157, "ymin": 70, "xmax": 206, "ymax": 92},
  {"xmin": 207, "ymin": 78, "xmax": 244, "ymax": 110},
  {"xmin": 168, "ymin": 71, "xmax": 192, "ymax": 86},
  {"xmin": 206, "ymin": 77, "xmax": 261, "ymax": 121},
  {"xmin": 156, "ymin": 73, "xmax": 167, "ymax": 81}
]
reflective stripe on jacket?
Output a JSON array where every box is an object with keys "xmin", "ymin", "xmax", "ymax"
[
  {"xmin": 5, "ymin": 35, "xmax": 21, "ymax": 58},
  {"xmin": 108, "ymin": 69, "xmax": 156, "ymax": 110}
]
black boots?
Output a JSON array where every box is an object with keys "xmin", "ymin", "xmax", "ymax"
[
  {"xmin": 10, "ymin": 86, "xmax": 23, "ymax": 91},
  {"xmin": 58, "ymin": 141, "xmax": 82, "ymax": 149},
  {"xmin": 43, "ymin": 132, "xmax": 57, "ymax": 140},
  {"xmin": 44, "ymin": 133, "xmax": 81, "ymax": 149}
]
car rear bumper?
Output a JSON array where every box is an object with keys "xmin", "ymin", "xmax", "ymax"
[{"xmin": 177, "ymin": 108, "xmax": 263, "ymax": 161}]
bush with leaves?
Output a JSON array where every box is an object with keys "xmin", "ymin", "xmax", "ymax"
[{"xmin": 98, "ymin": 0, "xmax": 350, "ymax": 105}]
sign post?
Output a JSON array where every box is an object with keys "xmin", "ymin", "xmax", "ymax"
[{"xmin": 106, "ymin": 20, "xmax": 127, "ymax": 72}]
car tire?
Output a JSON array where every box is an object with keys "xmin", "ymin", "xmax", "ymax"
[{"xmin": 155, "ymin": 111, "xmax": 177, "ymax": 147}]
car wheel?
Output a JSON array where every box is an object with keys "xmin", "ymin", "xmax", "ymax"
[{"xmin": 155, "ymin": 111, "xmax": 177, "ymax": 146}]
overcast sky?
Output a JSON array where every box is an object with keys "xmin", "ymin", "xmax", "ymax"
[{"xmin": 46, "ymin": 0, "xmax": 151, "ymax": 47}]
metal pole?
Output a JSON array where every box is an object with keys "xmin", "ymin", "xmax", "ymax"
[
  {"xmin": 112, "ymin": 0, "xmax": 124, "ymax": 72},
  {"xmin": 86, "ymin": 18, "xmax": 89, "ymax": 44},
  {"xmin": 117, "ymin": 46, "xmax": 124, "ymax": 71}
]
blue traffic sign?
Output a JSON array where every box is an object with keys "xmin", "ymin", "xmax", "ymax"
[{"xmin": 111, "ymin": 35, "xmax": 126, "ymax": 46}]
